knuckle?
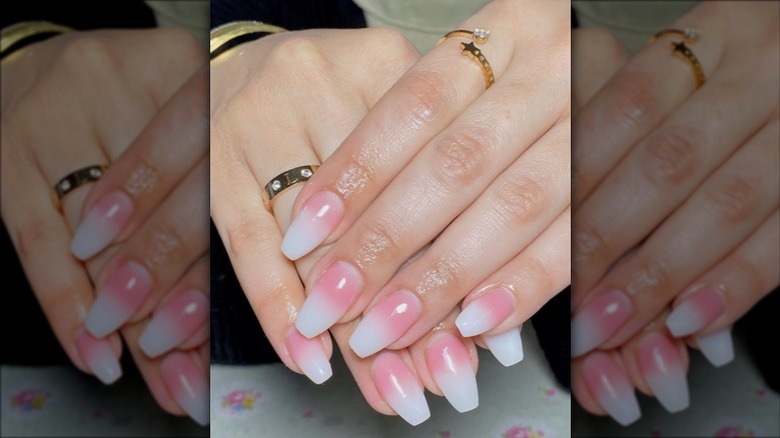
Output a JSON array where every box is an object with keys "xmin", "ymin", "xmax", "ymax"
[
  {"xmin": 430, "ymin": 125, "xmax": 496, "ymax": 189},
  {"xmin": 370, "ymin": 27, "xmax": 418, "ymax": 64},
  {"xmin": 225, "ymin": 219, "xmax": 267, "ymax": 260},
  {"xmin": 351, "ymin": 219, "xmax": 404, "ymax": 270},
  {"xmin": 57, "ymin": 35, "xmax": 116, "ymax": 72},
  {"xmin": 123, "ymin": 152, "xmax": 163, "ymax": 198},
  {"xmin": 334, "ymin": 154, "xmax": 373, "ymax": 200},
  {"xmin": 140, "ymin": 218, "xmax": 191, "ymax": 268},
  {"xmin": 642, "ymin": 125, "xmax": 700, "ymax": 187},
  {"xmin": 572, "ymin": 218, "xmax": 611, "ymax": 265},
  {"xmin": 156, "ymin": 27, "xmax": 205, "ymax": 63},
  {"xmin": 607, "ymin": 70, "xmax": 659, "ymax": 128},
  {"xmin": 268, "ymin": 35, "xmax": 324, "ymax": 72},
  {"xmin": 522, "ymin": 256, "xmax": 556, "ymax": 301},
  {"xmin": 704, "ymin": 174, "xmax": 759, "ymax": 224},
  {"xmin": 15, "ymin": 220, "xmax": 57, "ymax": 262},
  {"xmin": 627, "ymin": 255, "xmax": 674, "ymax": 295},
  {"xmin": 417, "ymin": 256, "xmax": 465, "ymax": 296},
  {"xmin": 491, "ymin": 175, "xmax": 548, "ymax": 226},
  {"xmin": 397, "ymin": 70, "xmax": 449, "ymax": 127}
]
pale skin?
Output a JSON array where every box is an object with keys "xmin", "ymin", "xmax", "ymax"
[
  {"xmin": 210, "ymin": 0, "xmax": 570, "ymax": 422},
  {"xmin": 571, "ymin": 2, "xmax": 779, "ymax": 422},
  {"xmin": 1, "ymin": 28, "xmax": 209, "ymax": 422}
]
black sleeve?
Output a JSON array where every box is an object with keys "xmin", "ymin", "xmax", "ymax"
[
  {"xmin": 210, "ymin": 0, "xmax": 366, "ymax": 31},
  {"xmin": 2, "ymin": 1, "xmax": 156, "ymax": 30}
]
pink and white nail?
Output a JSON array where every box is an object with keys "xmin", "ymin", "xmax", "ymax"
[
  {"xmin": 695, "ymin": 328, "xmax": 734, "ymax": 367},
  {"xmin": 75, "ymin": 329, "xmax": 122, "ymax": 385},
  {"xmin": 372, "ymin": 352, "xmax": 430, "ymax": 426},
  {"xmin": 571, "ymin": 289, "xmax": 633, "ymax": 357},
  {"xmin": 484, "ymin": 327, "xmax": 524, "ymax": 367},
  {"xmin": 161, "ymin": 352, "xmax": 209, "ymax": 426},
  {"xmin": 71, "ymin": 190, "xmax": 134, "ymax": 260},
  {"xmin": 665, "ymin": 287, "xmax": 725, "ymax": 337},
  {"xmin": 582, "ymin": 352, "xmax": 641, "ymax": 426},
  {"xmin": 281, "ymin": 191, "xmax": 344, "ymax": 260},
  {"xmin": 456, "ymin": 286, "xmax": 514, "ymax": 337},
  {"xmin": 295, "ymin": 261, "xmax": 363, "ymax": 338},
  {"xmin": 426, "ymin": 332, "xmax": 478, "ymax": 412},
  {"xmin": 285, "ymin": 328, "xmax": 332, "ymax": 384},
  {"xmin": 636, "ymin": 332, "xmax": 689, "ymax": 413},
  {"xmin": 139, "ymin": 290, "xmax": 208, "ymax": 358},
  {"xmin": 349, "ymin": 290, "xmax": 421, "ymax": 358},
  {"xmin": 85, "ymin": 261, "xmax": 153, "ymax": 338}
]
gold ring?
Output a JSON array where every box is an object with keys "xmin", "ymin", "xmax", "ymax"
[
  {"xmin": 437, "ymin": 28, "xmax": 495, "ymax": 89},
  {"xmin": 52, "ymin": 164, "xmax": 108, "ymax": 210},
  {"xmin": 649, "ymin": 28, "xmax": 705, "ymax": 89},
  {"xmin": 263, "ymin": 165, "xmax": 319, "ymax": 210}
]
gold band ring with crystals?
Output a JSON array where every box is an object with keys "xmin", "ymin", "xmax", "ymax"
[
  {"xmin": 437, "ymin": 28, "xmax": 495, "ymax": 89},
  {"xmin": 263, "ymin": 165, "xmax": 319, "ymax": 210},
  {"xmin": 52, "ymin": 164, "xmax": 108, "ymax": 210}
]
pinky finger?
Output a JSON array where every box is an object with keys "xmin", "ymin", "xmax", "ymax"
[
  {"xmin": 665, "ymin": 209, "xmax": 780, "ymax": 367},
  {"xmin": 455, "ymin": 208, "xmax": 570, "ymax": 356}
]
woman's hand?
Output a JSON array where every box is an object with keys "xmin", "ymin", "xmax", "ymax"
[
  {"xmin": 286, "ymin": 0, "xmax": 571, "ymax": 360},
  {"xmin": 570, "ymin": 1, "xmax": 779, "ymax": 357}
]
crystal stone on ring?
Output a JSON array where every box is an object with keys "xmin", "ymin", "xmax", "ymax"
[
  {"xmin": 301, "ymin": 168, "xmax": 312, "ymax": 178},
  {"xmin": 60, "ymin": 180, "xmax": 71, "ymax": 191},
  {"xmin": 474, "ymin": 28, "xmax": 490, "ymax": 41},
  {"xmin": 271, "ymin": 180, "xmax": 282, "ymax": 191},
  {"xmin": 683, "ymin": 28, "xmax": 700, "ymax": 39},
  {"xmin": 89, "ymin": 167, "xmax": 102, "ymax": 178}
]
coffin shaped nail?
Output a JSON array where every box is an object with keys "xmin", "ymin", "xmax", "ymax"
[
  {"xmin": 582, "ymin": 352, "xmax": 641, "ymax": 426},
  {"xmin": 85, "ymin": 260, "xmax": 153, "ymax": 337},
  {"xmin": 636, "ymin": 332, "xmax": 689, "ymax": 413},
  {"xmin": 456, "ymin": 286, "xmax": 514, "ymax": 337},
  {"xmin": 372, "ymin": 352, "xmax": 430, "ymax": 426},
  {"xmin": 426, "ymin": 332, "xmax": 478, "ymax": 412},
  {"xmin": 161, "ymin": 352, "xmax": 209, "ymax": 426},
  {"xmin": 139, "ymin": 289, "xmax": 208, "ymax": 358},
  {"xmin": 349, "ymin": 290, "xmax": 421, "ymax": 358},
  {"xmin": 281, "ymin": 191, "xmax": 343, "ymax": 260},
  {"xmin": 296, "ymin": 261, "xmax": 362, "ymax": 338},
  {"xmin": 285, "ymin": 327, "xmax": 332, "ymax": 384},
  {"xmin": 75, "ymin": 329, "xmax": 122, "ymax": 385},
  {"xmin": 666, "ymin": 288, "xmax": 725, "ymax": 337},
  {"xmin": 571, "ymin": 289, "xmax": 633, "ymax": 357},
  {"xmin": 71, "ymin": 190, "xmax": 133, "ymax": 260}
]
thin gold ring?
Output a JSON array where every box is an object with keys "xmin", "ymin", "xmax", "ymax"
[
  {"xmin": 263, "ymin": 165, "xmax": 319, "ymax": 210},
  {"xmin": 52, "ymin": 164, "xmax": 108, "ymax": 210},
  {"xmin": 437, "ymin": 28, "xmax": 495, "ymax": 89},
  {"xmin": 649, "ymin": 28, "xmax": 705, "ymax": 89}
]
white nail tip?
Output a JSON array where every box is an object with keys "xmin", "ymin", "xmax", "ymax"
[
  {"xmin": 436, "ymin": 373, "xmax": 479, "ymax": 413},
  {"xmin": 295, "ymin": 294, "xmax": 339, "ymax": 339},
  {"xmin": 391, "ymin": 393, "xmax": 431, "ymax": 426},
  {"xmin": 299, "ymin": 357, "xmax": 333, "ymax": 385},
  {"xmin": 645, "ymin": 370, "xmax": 690, "ymax": 413},
  {"xmin": 602, "ymin": 393, "xmax": 642, "ymax": 426},
  {"xmin": 696, "ymin": 328, "xmax": 734, "ymax": 367},
  {"xmin": 484, "ymin": 328, "xmax": 524, "ymax": 367}
]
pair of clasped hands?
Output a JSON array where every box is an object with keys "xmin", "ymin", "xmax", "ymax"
[
  {"xmin": 1, "ymin": 29, "xmax": 210, "ymax": 424},
  {"xmin": 212, "ymin": 0, "xmax": 571, "ymax": 425}
]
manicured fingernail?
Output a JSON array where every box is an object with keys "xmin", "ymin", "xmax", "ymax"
[
  {"xmin": 139, "ymin": 290, "xmax": 208, "ymax": 358},
  {"xmin": 296, "ymin": 261, "xmax": 363, "ymax": 338},
  {"xmin": 665, "ymin": 288, "xmax": 725, "ymax": 337},
  {"xmin": 281, "ymin": 191, "xmax": 344, "ymax": 260},
  {"xmin": 571, "ymin": 289, "xmax": 633, "ymax": 357},
  {"xmin": 582, "ymin": 352, "xmax": 641, "ymax": 426},
  {"xmin": 349, "ymin": 290, "xmax": 421, "ymax": 358},
  {"xmin": 483, "ymin": 327, "xmax": 524, "ymax": 367},
  {"xmin": 372, "ymin": 352, "xmax": 430, "ymax": 426},
  {"xmin": 161, "ymin": 352, "xmax": 209, "ymax": 426},
  {"xmin": 695, "ymin": 328, "xmax": 734, "ymax": 367},
  {"xmin": 456, "ymin": 287, "xmax": 514, "ymax": 337},
  {"xmin": 85, "ymin": 261, "xmax": 153, "ymax": 337},
  {"xmin": 75, "ymin": 329, "xmax": 122, "ymax": 385},
  {"xmin": 285, "ymin": 328, "xmax": 332, "ymax": 384},
  {"xmin": 426, "ymin": 332, "xmax": 478, "ymax": 412},
  {"xmin": 71, "ymin": 190, "xmax": 134, "ymax": 260},
  {"xmin": 636, "ymin": 332, "xmax": 689, "ymax": 413}
]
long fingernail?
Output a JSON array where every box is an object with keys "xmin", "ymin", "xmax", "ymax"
[
  {"xmin": 695, "ymin": 328, "xmax": 734, "ymax": 367},
  {"xmin": 455, "ymin": 286, "xmax": 514, "ymax": 337},
  {"xmin": 281, "ymin": 191, "xmax": 343, "ymax": 260},
  {"xmin": 582, "ymin": 352, "xmax": 641, "ymax": 426},
  {"xmin": 139, "ymin": 290, "xmax": 208, "ymax": 358},
  {"xmin": 349, "ymin": 290, "xmax": 421, "ymax": 358},
  {"xmin": 483, "ymin": 327, "xmax": 524, "ymax": 367},
  {"xmin": 665, "ymin": 288, "xmax": 725, "ymax": 337},
  {"xmin": 71, "ymin": 190, "xmax": 134, "ymax": 260},
  {"xmin": 571, "ymin": 289, "xmax": 633, "ymax": 357},
  {"xmin": 636, "ymin": 332, "xmax": 689, "ymax": 413},
  {"xmin": 372, "ymin": 352, "xmax": 430, "ymax": 426},
  {"xmin": 85, "ymin": 261, "xmax": 152, "ymax": 337},
  {"xmin": 75, "ymin": 329, "xmax": 122, "ymax": 385},
  {"xmin": 426, "ymin": 332, "xmax": 478, "ymax": 412},
  {"xmin": 285, "ymin": 328, "xmax": 332, "ymax": 384},
  {"xmin": 296, "ymin": 261, "xmax": 363, "ymax": 338},
  {"xmin": 161, "ymin": 352, "xmax": 209, "ymax": 426}
]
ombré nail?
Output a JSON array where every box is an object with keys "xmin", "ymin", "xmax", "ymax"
[
  {"xmin": 372, "ymin": 352, "xmax": 430, "ymax": 426},
  {"xmin": 139, "ymin": 289, "xmax": 208, "ymax": 358},
  {"xmin": 349, "ymin": 290, "xmax": 421, "ymax": 358},
  {"xmin": 571, "ymin": 289, "xmax": 632, "ymax": 357},
  {"xmin": 426, "ymin": 332, "xmax": 478, "ymax": 412},
  {"xmin": 281, "ymin": 191, "xmax": 344, "ymax": 260},
  {"xmin": 484, "ymin": 327, "xmax": 524, "ymax": 367},
  {"xmin": 695, "ymin": 328, "xmax": 734, "ymax": 367},
  {"xmin": 582, "ymin": 352, "xmax": 641, "ymax": 426},
  {"xmin": 161, "ymin": 352, "xmax": 209, "ymax": 426},
  {"xmin": 85, "ymin": 260, "xmax": 152, "ymax": 337},
  {"xmin": 71, "ymin": 190, "xmax": 133, "ymax": 260},
  {"xmin": 666, "ymin": 287, "xmax": 725, "ymax": 337},
  {"xmin": 456, "ymin": 286, "xmax": 514, "ymax": 337},
  {"xmin": 296, "ymin": 261, "xmax": 362, "ymax": 338},
  {"xmin": 636, "ymin": 332, "xmax": 689, "ymax": 413},
  {"xmin": 75, "ymin": 329, "xmax": 122, "ymax": 385},
  {"xmin": 285, "ymin": 328, "xmax": 332, "ymax": 384}
]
